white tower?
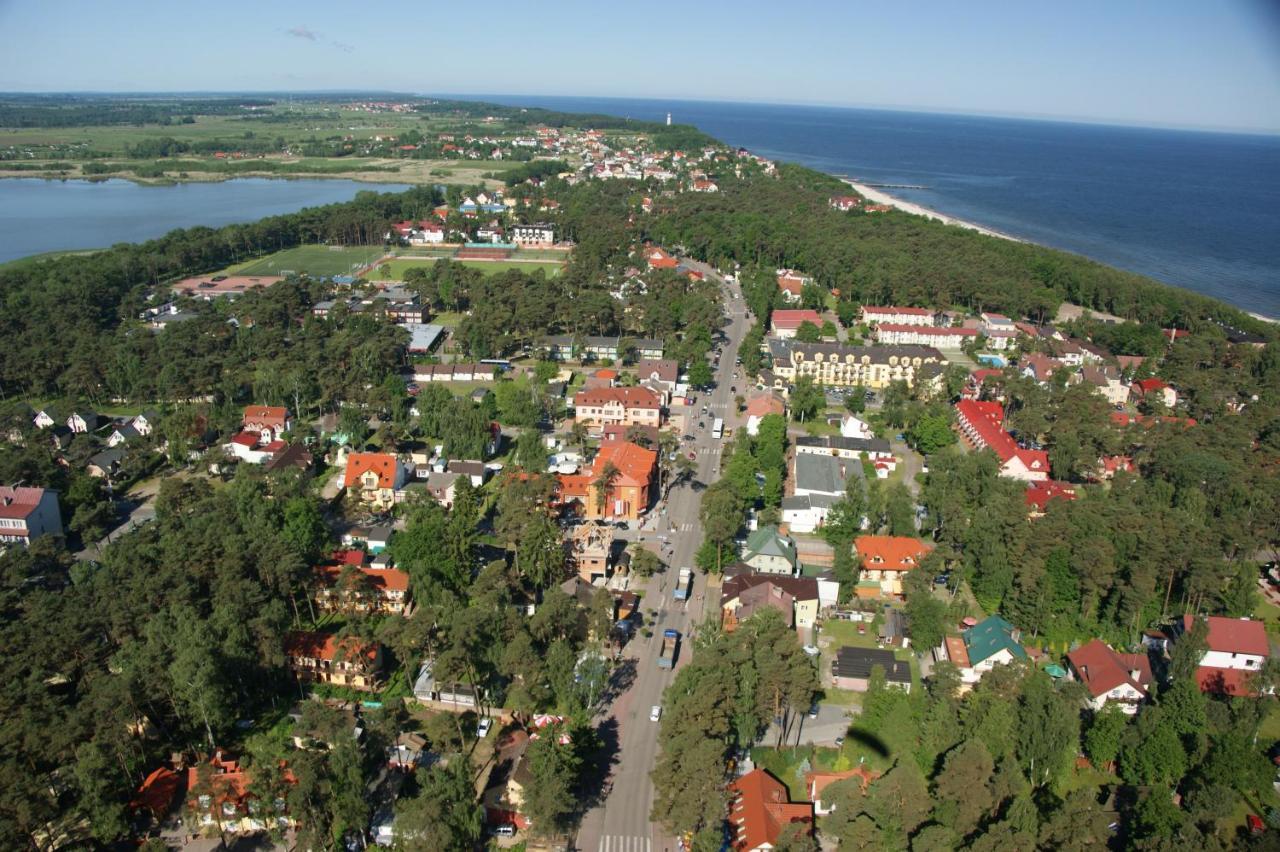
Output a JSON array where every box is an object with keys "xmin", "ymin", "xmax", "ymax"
[{"xmin": 666, "ymin": 112, "xmax": 672, "ymax": 126}]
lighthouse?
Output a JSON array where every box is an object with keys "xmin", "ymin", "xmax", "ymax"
[{"xmin": 666, "ymin": 112, "xmax": 672, "ymax": 126}]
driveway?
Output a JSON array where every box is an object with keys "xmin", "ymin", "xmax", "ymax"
[
  {"xmin": 762, "ymin": 701, "xmax": 854, "ymax": 748},
  {"xmin": 75, "ymin": 477, "xmax": 165, "ymax": 561}
]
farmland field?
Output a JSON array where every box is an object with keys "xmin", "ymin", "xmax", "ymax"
[{"xmin": 228, "ymin": 245, "xmax": 386, "ymax": 277}]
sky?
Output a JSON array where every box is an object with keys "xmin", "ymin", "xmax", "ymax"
[{"xmin": 2, "ymin": 0, "xmax": 1279, "ymax": 132}]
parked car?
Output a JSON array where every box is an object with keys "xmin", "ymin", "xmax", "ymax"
[
  {"xmin": 650, "ymin": 705, "xmax": 662, "ymax": 722},
  {"xmin": 494, "ymin": 824, "xmax": 516, "ymax": 838},
  {"xmin": 476, "ymin": 718, "xmax": 493, "ymax": 738}
]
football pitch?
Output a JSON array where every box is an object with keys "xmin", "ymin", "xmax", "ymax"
[
  {"xmin": 231, "ymin": 245, "xmax": 386, "ymax": 278},
  {"xmin": 380, "ymin": 258, "xmax": 564, "ymax": 280}
]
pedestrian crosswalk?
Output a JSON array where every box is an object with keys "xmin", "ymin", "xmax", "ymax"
[{"xmin": 598, "ymin": 836, "xmax": 651, "ymax": 852}]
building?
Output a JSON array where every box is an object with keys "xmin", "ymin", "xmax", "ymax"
[
  {"xmin": 773, "ymin": 342, "xmax": 947, "ymax": 392},
  {"xmin": 832, "ymin": 646, "xmax": 912, "ymax": 692},
  {"xmin": 243, "ymin": 406, "xmax": 290, "ymax": 443},
  {"xmin": 1025, "ymin": 480, "xmax": 1077, "ymax": 516},
  {"xmin": 284, "ymin": 631, "xmax": 384, "ymax": 691},
  {"xmin": 185, "ymin": 751, "xmax": 294, "ymax": 835},
  {"xmin": 873, "ymin": 324, "xmax": 979, "ymax": 348},
  {"xmin": 745, "ymin": 394, "xmax": 786, "ymax": 436},
  {"xmin": 313, "ymin": 564, "xmax": 411, "ymax": 616},
  {"xmin": 794, "ymin": 434, "xmax": 894, "ymax": 463},
  {"xmin": 344, "ymin": 452, "xmax": 405, "ymax": 510},
  {"xmin": 860, "ymin": 306, "xmax": 939, "ymax": 327},
  {"xmin": 726, "ymin": 769, "xmax": 814, "ymax": 852},
  {"xmin": 829, "ymin": 195, "xmax": 862, "ymax": 212},
  {"xmin": 1020, "ymin": 353, "xmax": 1067, "ymax": 385},
  {"xmin": 805, "ymin": 767, "xmax": 879, "ymax": 816},
  {"xmin": 572, "ymin": 386, "xmax": 663, "ymax": 431},
  {"xmin": 542, "ymin": 334, "xmax": 664, "ymax": 362},
  {"xmin": 0, "ymin": 486, "xmax": 62, "ymax": 545},
  {"xmin": 954, "ymin": 400, "xmax": 1049, "ymax": 481},
  {"xmin": 1130, "ymin": 378, "xmax": 1178, "ymax": 409},
  {"xmin": 944, "ymin": 615, "xmax": 1029, "ymax": 686},
  {"xmin": 776, "ymin": 269, "xmax": 809, "ymax": 303},
  {"xmin": 1066, "ymin": 639, "xmax": 1152, "ymax": 714},
  {"xmin": 558, "ymin": 441, "xmax": 657, "ymax": 521},
  {"xmin": 1173, "ymin": 615, "xmax": 1270, "ymax": 696},
  {"xmin": 635, "ymin": 359, "xmax": 680, "ymax": 393},
  {"xmin": 406, "ymin": 323, "xmax": 446, "ymax": 354},
  {"xmin": 720, "ymin": 568, "xmax": 820, "ymax": 634},
  {"xmin": 1081, "ymin": 365, "xmax": 1129, "ymax": 406},
  {"xmin": 840, "ymin": 415, "xmax": 874, "ymax": 440},
  {"xmin": 770, "ymin": 309, "xmax": 823, "ymax": 339},
  {"xmin": 742, "ymin": 525, "xmax": 799, "ymax": 576},
  {"xmin": 569, "ymin": 520, "xmax": 614, "ymax": 583},
  {"xmin": 645, "ymin": 247, "xmax": 680, "ymax": 270},
  {"xmin": 854, "ymin": 536, "xmax": 932, "ymax": 597},
  {"xmin": 510, "ymin": 223, "xmax": 555, "ymax": 245}
]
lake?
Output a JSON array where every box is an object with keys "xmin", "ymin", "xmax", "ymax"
[{"xmin": 0, "ymin": 178, "xmax": 412, "ymax": 265}]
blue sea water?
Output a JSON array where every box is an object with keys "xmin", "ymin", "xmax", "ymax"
[{"xmin": 474, "ymin": 95, "xmax": 1280, "ymax": 317}]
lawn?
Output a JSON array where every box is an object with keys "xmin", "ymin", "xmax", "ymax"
[
  {"xmin": 228, "ymin": 244, "xmax": 387, "ymax": 278},
  {"xmin": 380, "ymin": 258, "xmax": 564, "ymax": 280}
]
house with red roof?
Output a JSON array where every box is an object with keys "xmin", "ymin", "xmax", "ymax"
[
  {"xmin": 1025, "ymin": 480, "xmax": 1077, "ymax": 516},
  {"xmin": 344, "ymin": 452, "xmax": 405, "ymax": 510},
  {"xmin": 770, "ymin": 309, "xmax": 823, "ymax": 339},
  {"xmin": 805, "ymin": 766, "xmax": 879, "ymax": 815},
  {"xmin": 855, "ymin": 535, "xmax": 933, "ymax": 596},
  {"xmin": 572, "ymin": 386, "xmax": 662, "ymax": 431},
  {"xmin": 953, "ymin": 400, "xmax": 1049, "ymax": 481},
  {"xmin": 1066, "ymin": 639, "xmax": 1152, "ymax": 714},
  {"xmin": 776, "ymin": 269, "xmax": 809, "ymax": 303},
  {"xmin": 1130, "ymin": 378, "xmax": 1178, "ymax": 409},
  {"xmin": 726, "ymin": 769, "xmax": 814, "ymax": 851},
  {"xmin": 1096, "ymin": 455, "xmax": 1135, "ymax": 480},
  {"xmin": 1173, "ymin": 615, "xmax": 1270, "ymax": 696},
  {"xmin": 558, "ymin": 441, "xmax": 657, "ymax": 521},
  {"xmin": 0, "ymin": 485, "xmax": 62, "ymax": 545},
  {"xmin": 829, "ymin": 195, "xmax": 862, "ymax": 212},
  {"xmin": 745, "ymin": 394, "xmax": 786, "ymax": 436},
  {"xmin": 314, "ymin": 563, "xmax": 411, "ymax": 616},
  {"xmin": 1109, "ymin": 412, "xmax": 1197, "ymax": 429},
  {"xmin": 243, "ymin": 406, "xmax": 290, "ymax": 443},
  {"xmin": 860, "ymin": 305, "xmax": 938, "ymax": 327},
  {"xmin": 284, "ymin": 631, "xmax": 384, "ymax": 691},
  {"xmin": 185, "ymin": 750, "xmax": 296, "ymax": 835},
  {"xmin": 645, "ymin": 246, "xmax": 679, "ymax": 270}
]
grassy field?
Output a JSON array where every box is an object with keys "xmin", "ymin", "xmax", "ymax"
[
  {"xmin": 228, "ymin": 245, "xmax": 386, "ymax": 278},
  {"xmin": 380, "ymin": 258, "xmax": 564, "ymax": 280}
]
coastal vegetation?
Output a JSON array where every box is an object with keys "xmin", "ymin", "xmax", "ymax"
[{"xmin": 0, "ymin": 97, "xmax": 1276, "ymax": 849}]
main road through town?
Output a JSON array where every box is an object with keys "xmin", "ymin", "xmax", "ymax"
[{"xmin": 576, "ymin": 266, "xmax": 753, "ymax": 852}]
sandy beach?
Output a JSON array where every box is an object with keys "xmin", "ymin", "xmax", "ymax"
[{"xmin": 842, "ymin": 179, "xmax": 1024, "ymax": 242}]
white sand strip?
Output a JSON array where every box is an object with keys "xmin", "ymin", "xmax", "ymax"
[{"xmin": 842, "ymin": 179, "xmax": 1023, "ymax": 242}]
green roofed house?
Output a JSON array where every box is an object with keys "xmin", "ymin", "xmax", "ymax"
[
  {"xmin": 944, "ymin": 615, "xmax": 1029, "ymax": 687},
  {"xmin": 743, "ymin": 525, "xmax": 799, "ymax": 576}
]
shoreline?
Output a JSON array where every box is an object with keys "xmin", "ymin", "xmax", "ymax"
[
  {"xmin": 842, "ymin": 177, "xmax": 1277, "ymax": 324},
  {"xmin": 842, "ymin": 178, "xmax": 1024, "ymax": 242}
]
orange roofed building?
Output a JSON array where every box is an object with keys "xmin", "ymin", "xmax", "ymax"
[
  {"xmin": 343, "ymin": 452, "xmax": 404, "ymax": 510},
  {"xmin": 284, "ymin": 630, "xmax": 384, "ymax": 692},
  {"xmin": 558, "ymin": 441, "xmax": 657, "ymax": 521},
  {"xmin": 727, "ymin": 768, "xmax": 814, "ymax": 851},
  {"xmin": 314, "ymin": 564, "xmax": 411, "ymax": 616},
  {"xmin": 855, "ymin": 535, "xmax": 933, "ymax": 596},
  {"xmin": 242, "ymin": 405, "xmax": 290, "ymax": 443}
]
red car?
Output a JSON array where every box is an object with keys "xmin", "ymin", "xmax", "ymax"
[{"xmin": 688, "ymin": 452, "xmax": 697, "ymax": 460}]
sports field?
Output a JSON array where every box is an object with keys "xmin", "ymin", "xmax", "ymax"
[
  {"xmin": 230, "ymin": 245, "xmax": 386, "ymax": 278},
  {"xmin": 379, "ymin": 258, "xmax": 564, "ymax": 280}
]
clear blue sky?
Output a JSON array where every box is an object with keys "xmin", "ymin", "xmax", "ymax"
[{"xmin": 2, "ymin": 0, "xmax": 1279, "ymax": 132}]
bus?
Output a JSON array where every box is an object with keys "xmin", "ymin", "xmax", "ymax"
[{"xmin": 711, "ymin": 417, "xmax": 724, "ymax": 440}]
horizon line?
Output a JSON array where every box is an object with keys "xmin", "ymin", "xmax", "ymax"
[{"xmin": 3, "ymin": 88, "xmax": 1278, "ymax": 137}]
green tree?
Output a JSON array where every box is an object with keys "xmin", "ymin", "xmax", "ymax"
[
  {"xmin": 687, "ymin": 359, "xmax": 714, "ymax": 388},
  {"xmin": 395, "ymin": 758, "xmax": 484, "ymax": 851},
  {"xmin": 794, "ymin": 321, "xmax": 821, "ymax": 343},
  {"xmin": 1083, "ymin": 704, "xmax": 1127, "ymax": 769},
  {"xmin": 789, "ymin": 376, "xmax": 825, "ymax": 422}
]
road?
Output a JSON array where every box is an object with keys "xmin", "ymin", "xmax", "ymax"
[
  {"xmin": 576, "ymin": 265, "xmax": 752, "ymax": 852},
  {"xmin": 74, "ymin": 479, "xmax": 162, "ymax": 561}
]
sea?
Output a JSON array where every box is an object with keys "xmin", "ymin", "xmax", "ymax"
[
  {"xmin": 0, "ymin": 178, "xmax": 410, "ymax": 266},
  {"xmin": 476, "ymin": 95, "xmax": 1280, "ymax": 318}
]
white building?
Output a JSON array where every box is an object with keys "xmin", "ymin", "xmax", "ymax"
[{"xmin": 0, "ymin": 486, "xmax": 63, "ymax": 545}]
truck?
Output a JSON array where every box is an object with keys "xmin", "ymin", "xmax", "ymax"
[
  {"xmin": 674, "ymin": 567, "xmax": 693, "ymax": 601},
  {"xmin": 657, "ymin": 629, "xmax": 680, "ymax": 669}
]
